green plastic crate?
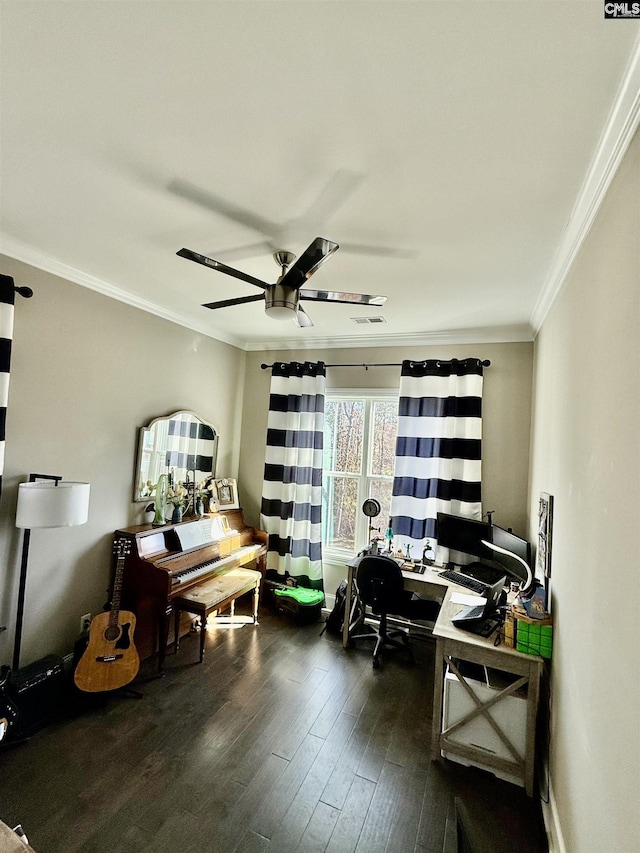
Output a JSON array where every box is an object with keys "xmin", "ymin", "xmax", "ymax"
[{"xmin": 516, "ymin": 620, "xmax": 553, "ymax": 659}]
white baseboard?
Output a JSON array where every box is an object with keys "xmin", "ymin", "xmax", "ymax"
[{"xmin": 541, "ymin": 776, "xmax": 567, "ymax": 853}]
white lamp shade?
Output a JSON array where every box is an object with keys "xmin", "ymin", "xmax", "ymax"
[{"xmin": 16, "ymin": 481, "xmax": 90, "ymax": 529}]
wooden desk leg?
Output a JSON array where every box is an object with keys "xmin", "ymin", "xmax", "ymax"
[
  {"xmin": 431, "ymin": 637, "xmax": 445, "ymax": 760},
  {"xmin": 343, "ymin": 565, "xmax": 354, "ymax": 649}
]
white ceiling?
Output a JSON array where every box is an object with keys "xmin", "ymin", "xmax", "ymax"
[{"xmin": 1, "ymin": 2, "xmax": 638, "ymax": 351}]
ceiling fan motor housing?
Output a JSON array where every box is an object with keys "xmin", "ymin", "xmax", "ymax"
[{"xmin": 265, "ymin": 283, "xmax": 299, "ymax": 319}]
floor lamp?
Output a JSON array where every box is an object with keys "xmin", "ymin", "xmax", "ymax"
[{"xmin": 14, "ymin": 474, "xmax": 90, "ymax": 671}]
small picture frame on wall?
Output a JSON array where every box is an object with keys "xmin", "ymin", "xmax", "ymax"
[
  {"xmin": 537, "ymin": 492, "xmax": 554, "ymax": 579},
  {"xmin": 214, "ymin": 478, "xmax": 239, "ymax": 510}
]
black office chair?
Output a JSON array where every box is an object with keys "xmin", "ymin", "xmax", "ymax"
[{"xmin": 350, "ymin": 554, "xmax": 440, "ymax": 668}]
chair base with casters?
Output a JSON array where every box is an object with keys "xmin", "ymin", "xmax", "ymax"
[{"xmin": 350, "ymin": 608, "xmax": 411, "ymax": 668}]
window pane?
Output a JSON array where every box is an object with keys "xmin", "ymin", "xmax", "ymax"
[
  {"xmin": 369, "ymin": 480, "xmax": 393, "ymax": 530},
  {"xmin": 324, "ymin": 400, "xmax": 364, "ymax": 475},
  {"xmin": 322, "ymin": 475, "xmax": 359, "ymax": 550},
  {"xmin": 370, "ymin": 401, "xmax": 398, "ymax": 477}
]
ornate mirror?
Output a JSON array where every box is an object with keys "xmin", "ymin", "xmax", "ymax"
[{"xmin": 134, "ymin": 411, "xmax": 218, "ymax": 501}]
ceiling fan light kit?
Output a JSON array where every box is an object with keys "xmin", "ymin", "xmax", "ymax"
[
  {"xmin": 265, "ymin": 283, "xmax": 299, "ymax": 320},
  {"xmin": 177, "ymin": 236, "xmax": 388, "ymax": 328}
]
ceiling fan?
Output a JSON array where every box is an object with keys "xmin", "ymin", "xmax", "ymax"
[{"xmin": 177, "ymin": 237, "xmax": 387, "ymax": 328}]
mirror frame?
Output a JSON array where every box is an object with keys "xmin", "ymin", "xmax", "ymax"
[{"xmin": 134, "ymin": 410, "xmax": 219, "ymax": 502}]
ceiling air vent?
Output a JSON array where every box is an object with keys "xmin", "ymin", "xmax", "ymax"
[{"xmin": 351, "ymin": 316, "xmax": 386, "ymax": 325}]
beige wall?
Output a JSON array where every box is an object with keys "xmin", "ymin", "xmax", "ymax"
[
  {"xmin": 239, "ymin": 341, "xmax": 534, "ymax": 594},
  {"xmin": 529, "ymin": 130, "xmax": 639, "ymax": 852},
  {"xmin": 0, "ymin": 256, "xmax": 246, "ymax": 666}
]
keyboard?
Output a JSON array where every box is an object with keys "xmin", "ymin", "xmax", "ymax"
[{"xmin": 438, "ymin": 569, "xmax": 489, "ymax": 595}]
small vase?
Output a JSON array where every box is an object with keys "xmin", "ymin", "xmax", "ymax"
[
  {"xmin": 172, "ymin": 505, "xmax": 183, "ymax": 524},
  {"xmin": 196, "ymin": 498, "xmax": 205, "ymax": 518}
]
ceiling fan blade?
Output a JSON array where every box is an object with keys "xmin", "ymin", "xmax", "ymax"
[
  {"xmin": 294, "ymin": 306, "xmax": 314, "ymax": 328},
  {"xmin": 278, "ymin": 237, "xmax": 339, "ymax": 290},
  {"xmin": 339, "ymin": 242, "xmax": 418, "ymax": 259},
  {"xmin": 300, "ymin": 288, "xmax": 387, "ymax": 306},
  {"xmin": 169, "ymin": 179, "xmax": 280, "ymax": 243},
  {"xmin": 202, "ymin": 294, "xmax": 265, "ymax": 310},
  {"xmin": 177, "ymin": 248, "xmax": 270, "ymax": 290}
]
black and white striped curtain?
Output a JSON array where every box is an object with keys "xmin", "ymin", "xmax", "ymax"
[
  {"xmin": 0, "ymin": 275, "xmax": 16, "ymax": 503},
  {"xmin": 390, "ymin": 358, "xmax": 484, "ymax": 562},
  {"xmin": 260, "ymin": 361, "xmax": 326, "ymax": 591}
]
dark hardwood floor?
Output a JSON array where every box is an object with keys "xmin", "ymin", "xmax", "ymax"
[{"xmin": 0, "ymin": 604, "xmax": 549, "ymax": 852}]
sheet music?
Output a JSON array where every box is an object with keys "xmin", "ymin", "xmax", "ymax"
[{"xmin": 174, "ymin": 517, "xmax": 236, "ymax": 551}]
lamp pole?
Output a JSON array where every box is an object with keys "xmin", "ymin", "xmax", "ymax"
[{"xmin": 13, "ymin": 474, "xmax": 62, "ymax": 671}]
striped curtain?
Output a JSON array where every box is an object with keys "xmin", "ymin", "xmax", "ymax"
[
  {"xmin": 261, "ymin": 361, "xmax": 326, "ymax": 591},
  {"xmin": 390, "ymin": 358, "xmax": 484, "ymax": 563},
  {"xmin": 0, "ymin": 275, "xmax": 16, "ymax": 503}
]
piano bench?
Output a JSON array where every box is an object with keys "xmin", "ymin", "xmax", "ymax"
[{"xmin": 172, "ymin": 568, "xmax": 262, "ymax": 663}]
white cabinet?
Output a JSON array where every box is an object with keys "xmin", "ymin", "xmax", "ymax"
[{"xmin": 442, "ymin": 667, "xmax": 528, "ymax": 786}]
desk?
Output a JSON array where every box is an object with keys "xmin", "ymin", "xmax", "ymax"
[
  {"xmin": 342, "ymin": 559, "xmax": 543, "ymax": 796},
  {"xmin": 432, "ymin": 585, "xmax": 542, "ymax": 796}
]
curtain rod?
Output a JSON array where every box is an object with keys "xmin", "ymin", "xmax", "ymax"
[{"xmin": 261, "ymin": 359, "xmax": 491, "ymax": 370}]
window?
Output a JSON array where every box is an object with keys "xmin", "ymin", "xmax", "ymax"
[{"xmin": 322, "ymin": 392, "xmax": 398, "ymax": 554}]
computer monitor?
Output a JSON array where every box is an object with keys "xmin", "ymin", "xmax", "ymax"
[
  {"xmin": 486, "ymin": 525, "xmax": 532, "ymax": 586},
  {"xmin": 436, "ymin": 512, "xmax": 493, "ymax": 563}
]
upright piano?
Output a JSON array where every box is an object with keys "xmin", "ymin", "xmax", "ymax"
[{"xmin": 114, "ymin": 509, "xmax": 267, "ymax": 672}]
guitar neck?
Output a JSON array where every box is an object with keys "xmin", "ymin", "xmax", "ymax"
[{"xmin": 110, "ymin": 539, "xmax": 131, "ymax": 618}]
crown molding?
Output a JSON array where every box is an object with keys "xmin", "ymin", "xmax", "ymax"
[
  {"xmin": 245, "ymin": 325, "xmax": 534, "ymax": 352},
  {"xmin": 530, "ymin": 33, "xmax": 640, "ymax": 334},
  {"xmin": 0, "ymin": 235, "xmax": 245, "ymax": 350}
]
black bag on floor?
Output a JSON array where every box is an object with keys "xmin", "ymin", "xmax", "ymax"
[{"xmin": 321, "ymin": 580, "xmax": 363, "ymax": 636}]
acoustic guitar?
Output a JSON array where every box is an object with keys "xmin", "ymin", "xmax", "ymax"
[{"xmin": 74, "ymin": 539, "xmax": 140, "ymax": 693}]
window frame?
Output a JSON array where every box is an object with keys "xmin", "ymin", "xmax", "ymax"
[{"xmin": 322, "ymin": 389, "xmax": 399, "ymax": 560}]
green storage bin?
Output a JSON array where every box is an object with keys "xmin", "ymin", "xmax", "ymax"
[{"xmin": 516, "ymin": 619, "xmax": 553, "ymax": 659}]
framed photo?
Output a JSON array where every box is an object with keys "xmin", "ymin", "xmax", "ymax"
[
  {"xmin": 214, "ymin": 477, "xmax": 239, "ymax": 510},
  {"xmin": 537, "ymin": 492, "xmax": 554, "ymax": 579}
]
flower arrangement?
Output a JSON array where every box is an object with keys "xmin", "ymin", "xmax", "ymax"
[
  {"xmin": 167, "ymin": 482, "xmax": 188, "ymax": 508},
  {"xmin": 140, "ymin": 476, "xmax": 219, "ymax": 522}
]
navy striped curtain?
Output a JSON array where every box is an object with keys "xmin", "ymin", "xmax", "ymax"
[
  {"xmin": 390, "ymin": 358, "xmax": 484, "ymax": 563},
  {"xmin": 0, "ymin": 275, "xmax": 16, "ymax": 504},
  {"xmin": 260, "ymin": 361, "xmax": 326, "ymax": 591}
]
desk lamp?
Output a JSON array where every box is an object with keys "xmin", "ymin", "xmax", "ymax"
[
  {"xmin": 14, "ymin": 474, "xmax": 90, "ymax": 670},
  {"xmin": 480, "ymin": 539, "xmax": 534, "ymax": 598}
]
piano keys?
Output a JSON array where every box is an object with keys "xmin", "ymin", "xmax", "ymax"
[{"xmin": 114, "ymin": 509, "xmax": 267, "ymax": 672}]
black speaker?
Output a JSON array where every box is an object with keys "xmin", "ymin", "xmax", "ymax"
[{"xmin": 7, "ymin": 654, "xmax": 65, "ymax": 738}]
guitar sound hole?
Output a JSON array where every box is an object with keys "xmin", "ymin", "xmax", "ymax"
[{"xmin": 104, "ymin": 626, "xmax": 120, "ymax": 642}]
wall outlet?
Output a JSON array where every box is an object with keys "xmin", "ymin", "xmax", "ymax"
[{"xmin": 80, "ymin": 613, "xmax": 92, "ymax": 634}]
